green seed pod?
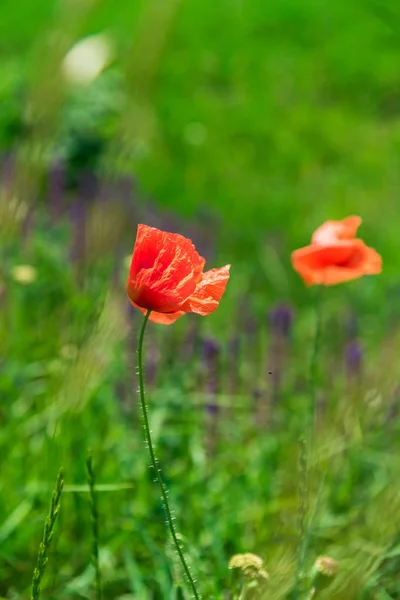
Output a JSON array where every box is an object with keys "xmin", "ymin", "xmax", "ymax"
[{"xmin": 310, "ymin": 556, "xmax": 339, "ymax": 595}]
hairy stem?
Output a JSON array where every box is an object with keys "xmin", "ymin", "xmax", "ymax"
[
  {"xmin": 309, "ymin": 288, "xmax": 323, "ymax": 430},
  {"xmin": 294, "ymin": 289, "xmax": 324, "ymax": 599},
  {"xmin": 137, "ymin": 309, "xmax": 201, "ymax": 599}
]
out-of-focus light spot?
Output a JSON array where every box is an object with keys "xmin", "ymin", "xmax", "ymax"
[
  {"xmin": 185, "ymin": 122, "xmax": 207, "ymax": 146},
  {"xmin": 63, "ymin": 33, "xmax": 112, "ymax": 85},
  {"xmin": 11, "ymin": 265, "xmax": 38, "ymax": 285}
]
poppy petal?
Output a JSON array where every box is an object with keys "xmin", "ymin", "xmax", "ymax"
[
  {"xmin": 130, "ymin": 302, "xmax": 185, "ymax": 325},
  {"xmin": 127, "ymin": 225, "xmax": 203, "ymax": 313},
  {"xmin": 181, "ymin": 265, "xmax": 231, "ymax": 316},
  {"xmin": 312, "ymin": 216, "xmax": 362, "ymax": 245},
  {"xmin": 357, "ymin": 246, "xmax": 382, "ymax": 274},
  {"xmin": 291, "ymin": 241, "xmax": 381, "ymax": 286},
  {"xmin": 126, "ymin": 225, "xmax": 230, "ymax": 322}
]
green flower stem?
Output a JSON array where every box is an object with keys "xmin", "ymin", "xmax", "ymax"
[
  {"xmin": 294, "ymin": 289, "xmax": 324, "ymax": 600},
  {"xmin": 137, "ymin": 309, "xmax": 201, "ymax": 600},
  {"xmin": 309, "ymin": 288, "xmax": 323, "ymax": 431}
]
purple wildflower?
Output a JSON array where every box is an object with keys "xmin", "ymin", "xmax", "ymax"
[
  {"xmin": 70, "ymin": 198, "xmax": 86, "ymax": 267},
  {"xmin": 227, "ymin": 334, "xmax": 241, "ymax": 395},
  {"xmin": 268, "ymin": 303, "xmax": 293, "ymax": 338},
  {"xmin": 78, "ymin": 171, "xmax": 98, "ymax": 202},
  {"xmin": 202, "ymin": 337, "xmax": 221, "ymax": 411},
  {"xmin": 47, "ymin": 162, "xmax": 66, "ymax": 221},
  {"xmin": 345, "ymin": 340, "xmax": 363, "ymax": 377},
  {"xmin": 203, "ymin": 337, "xmax": 221, "ymax": 364},
  {"xmin": 344, "ymin": 311, "xmax": 358, "ymax": 340},
  {"xmin": 202, "ymin": 337, "xmax": 222, "ymax": 458}
]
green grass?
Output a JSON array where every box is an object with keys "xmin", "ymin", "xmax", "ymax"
[
  {"xmin": 1, "ymin": 0, "xmax": 400, "ymax": 598},
  {"xmin": 1, "ymin": 214, "xmax": 400, "ymax": 598}
]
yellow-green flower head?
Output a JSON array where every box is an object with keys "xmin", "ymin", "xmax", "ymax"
[
  {"xmin": 314, "ymin": 556, "xmax": 339, "ymax": 578},
  {"xmin": 228, "ymin": 553, "xmax": 268, "ymax": 580},
  {"xmin": 310, "ymin": 555, "xmax": 339, "ymax": 595}
]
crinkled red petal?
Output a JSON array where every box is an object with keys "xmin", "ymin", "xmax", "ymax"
[
  {"xmin": 127, "ymin": 224, "xmax": 204, "ymax": 313},
  {"xmin": 180, "ymin": 265, "xmax": 231, "ymax": 315}
]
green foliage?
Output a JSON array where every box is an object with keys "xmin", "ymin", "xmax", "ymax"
[{"xmin": 0, "ymin": 209, "xmax": 400, "ymax": 598}]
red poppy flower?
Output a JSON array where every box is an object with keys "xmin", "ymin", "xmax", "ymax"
[
  {"xmin": 291, "ymin": 216, "xmax": 382, "ymax": 286},
  {"xmin": 126, "ymin": 224, "xmax": 231, "ymax": 324}
]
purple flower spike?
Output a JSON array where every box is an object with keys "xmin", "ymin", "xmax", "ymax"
[
  {"xmin": 268, "ymin": 303, "xmax": 294, "ymax": 337},
  {"xmin": 202, "ymin": 336, "xmax": 221, "ymax": 407},
  {"xmin": 227, "ymin": 335, "xmax": 240, "ymax": 395},
  {"xmin": 78, "ymin": 171, "xmax": 98, "ymax": 202},
  {"xmin": 264, "ymin": 303, "xmax": 294, "ymax": 420},
  {"xmin": 228, "ymin": 335, "xmax": 240, "ymax": 357},
  {"xmin": 70, "ymin": 199, "xmax": 86, "ymax": 265},
  {"xmin": 345, "ymin": 340, "xmax": 363, "ymax": 375},
  {"xmin": 206, "ymin": 403, "xmax": 219, "ymax": 416},
  {"xmin": 345, "ymin": 311, "xmax": 358, "ymax": 340},
  {"xmin": 47, "ymin": 162, "xmax": 66, "ymax": 221},
  {"xmin": 202, "ymin": 337, "xmax": 222, "ymax": 457},
  {"xmin": 203, "ymin": 337, "xmax": 221, "ymax": 362}
]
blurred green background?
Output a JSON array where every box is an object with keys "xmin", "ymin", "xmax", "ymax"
[{"xmin": 1, "ymin": 0, "xmax": 400, "ymax": 598}]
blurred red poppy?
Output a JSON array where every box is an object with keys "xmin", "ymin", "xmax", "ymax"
[
  {"xmin": 127, "ymin": 224, "xmax": 230, "ymax": 324},
  {"xmin": 291, "ymin": 216, "xmax": 382, "ymax": 286}
]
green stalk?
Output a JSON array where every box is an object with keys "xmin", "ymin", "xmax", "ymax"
[
  {"xmin": 294, "ymin": 437, "xmax": 308, "ymax": 599},
  {"xmin": 30, "ymin": 468, "xmax": 64, "ymax": 600},
  {"xmin": 294, "ymin": 289, "xmax": 324, "ymax": 599},
  {"xmin": 86, "ymin": 452, "xmax": 102, "ymax": 600},
  {"xmin": 137, "ymin": 309, "xmax": 201, "ymax": 600},
  {"xmin": 309, "ymin": 288, "xmax": 323, "ymax": 430}
]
